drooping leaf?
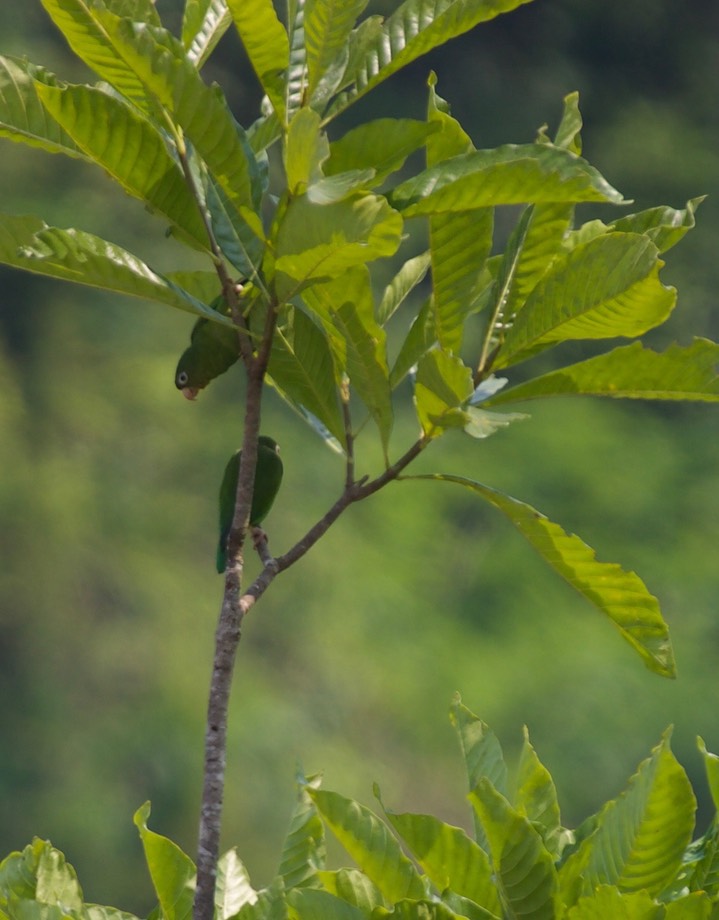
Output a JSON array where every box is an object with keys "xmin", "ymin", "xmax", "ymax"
[
  {"xmin": 384, "ymin": 810, "xmax": 502, "ymax": 915},
  {"xmin": 414, "ymin": 349, "xmax": 473, "ymax": 437},
  {"xmin": 34, "ymin": 81, "xmax": 209, "ymax": 248},
  {"xmin": 226, "ymin": 0, "xmax": 289, "ymax": 122},
  {"xmin": 285, "ymin": 0, "xmax": 308, "ymax": 118},
  {"xmin": 388, "ymin": 144, "xmax": 625, "ymax": 216},
  {"xmin": 325, "ymin": 119, "xmax": 438, "ymax": 188},
  {"xmin": 495, "ymin": 233, "xmax": 676, "ymax": 369},
  {"xmin": 268, "ymin": 309, "xmax": 346, "ymax": 446},
  {"xmin": 560, "ymin": 731, "xmax": 695, "ymax": 901},
  {"xmin": 326, "ymin": 0, "xmax": 535, "ymax": 120},
  {"xmin": 304, "ymin": 0, "xmax": 369, "ymax": 104},
  {"xmin": 274, "ymin": 193, "xmax": 402, "ymax": 295},
  {"xmin": 486, "ymin": 339, "xmax": 719, "ymax": 405},
  {"xmin": 470, "ymin": 778, "xmax": 560, "ymax": 920},
  {"xmin": 306, "ymin": 788, "xmax": 426, "ymax": 903},
  {"xmin": 182, "ymin": 0, "xmax": 232, "ymax": 68},
  {"xmin": 414, "ymin": 478, "xmax": 676, "ymax": 677},
  {"xmin": 514, "ymin": 727, "xmax": 564, "ymax": 860},
  {"xmin": 610, "ymin": 197, "xmax": 704, "ymax": 253},
  {"xmin": 0, "ymin": 56, "xmax": 89, "ymax": 159},
  {"xmin": 133, "ymin": 803, "xmax": 196, "ymax": 920},
  {"xmin": 0, "ymin": 213, "xmax": 227, "ymax": 320},
  {"xmin": 216, "ymin": 849, "xmax": 257, "ymax": 919}
]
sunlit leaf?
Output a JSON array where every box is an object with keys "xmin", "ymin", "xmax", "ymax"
[
  {"xmin": 35, "ymin": 81, "xmax": 209, "ymax": 248},
  {"xmin": 389, "ymin": 144, "xmax": 624, "ymax": 216},
  {"xmin": 306, "ymin": 788, "xmax": 426, "ymax": 903},
  {"xmin": 564, "ymin": 885, "xmax": 661, "ymax": 920},
  {"xmin": 389, "ymin": 297, "xmax": 435, "ymax": 388},
  {"xmin": 284, "ymin": 107, "xmax": 329, "ymax": 193},
  {"xmin": 514, "ymin": 727, "xmax": 564, "ymax": 860},
  {"xmin": 560, "ymin": 731, "xmax": 695, "ymax": 901},
  {"xmin": 610, "ymin": 197, "xmax": 704, "ymax": 253},
  {"xmin": 495, "ymin": 233, "xmax": 676, "ymax": 369},
  {"xmin": 414, "ymin": 349, "xmax": 473, "ymax": 437},
  {"xmin": 326, "ymin": 119, "xmax": 438, "ymax": 188},
  {"xmin": 378, "ymin": 251, "xmax": 431, "ymax": 326},
  {"xmin": 133, "ymin": 803, "xmax": 195, "ymax": 920},
  {"xmin": 287, "ymin": 887, "xmax": 367, "ymax": 920},
  {"xmin": 317, "ymin": 869, "xmax": 386, "ymax": 912},
  {"xmin": 487, "ymin": 339, "xmax": 719, "ymax": 405},
  {"xmin": 226, "ymin": 0, "xmax": 289, "ymax": 121},
  {"xmin": 0, "ymin": 213, "xmax": 226, "ymax": 320},
  {"xmin": 470, "ymin": 778, "xmax": 560, "ymax": 920},
  {"xmin": 0, "ymin": 56, "xmax": 89, "ymax": 159},
  {"xmin": 414, "ymin": 478, "xmax": 676, "ymax": 677},
  {"xmin": 182, "ymin": 0, "xmax": 232, "ymax": 68},
  {"xmin": 216, "ymin": 849, "xmax": 257, "ymax": 919},
  {"xmin": 384, "ymin": 810, "xmax": 502, "ymax": 915},
  {"xmin": 304, "ymin": 0, "xmax": 369, "ymax": 103}
]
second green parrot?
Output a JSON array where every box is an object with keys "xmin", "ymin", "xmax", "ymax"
[
  {"xmin": 216, "ymin": 436, "xmax": 284, "ymax": 573},
  {"xmin": 175, "ymin": 294, "xmax": 240, "ymax": 400}
]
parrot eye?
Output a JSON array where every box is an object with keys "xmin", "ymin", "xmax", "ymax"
[{"xmin": 177, "ymin": 371, "xmax": 189, "ymax": 386}]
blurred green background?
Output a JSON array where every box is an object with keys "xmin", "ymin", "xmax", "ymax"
[{"xmin": 1, "ymin": 0, "xmax": 718, "ymax": 912}]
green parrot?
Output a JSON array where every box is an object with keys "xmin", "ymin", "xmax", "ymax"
[
  {"xmin": 175, "ymin": 294, "xmax": 240, "ymax": 400},
  {"xmin": 216, "ymin": 436, "xmax": 284, "ymax": 573}
]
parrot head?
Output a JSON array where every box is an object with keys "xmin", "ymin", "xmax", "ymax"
[{"xmin": 174, "ymin": 346, "xmax": 206, "ymax": 400}]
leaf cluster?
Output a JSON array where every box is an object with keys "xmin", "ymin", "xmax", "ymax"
[
  {"xmin": 4, "ymin": 698, "xmax": 719, "ymax": 920},
  {"xmin": 0, "ymin": 5, "xmax": 716, "ymax": 668}
]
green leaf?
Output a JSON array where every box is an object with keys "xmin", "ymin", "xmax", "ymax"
[
  {"xmin": 182, "ymin": 0, "xmax": 232, "ymax": 68},
  {"xmin": 268, "ymin": 309, "xmax": 346, "ymax": 446},
  {"xmin": 202, "ymin": 172, "xmax": 266, "ymax": 277},
  {"xmin": 307, "ymin": 170, "xmax": 377, "ymax": 205},
  {"xmin": 495, "ymin": 233, "xmax": 676, "ymax": 369},
  {"xmin": 285, "ymin": 0, "xmax": 308, "ymax": 118},
  {"xmin": 426, "ymin": 77, "xmax": 491, "ymax": 354},
  {"xmin": 565, "ymin": 885, "xmax": 662, "ymax": 920},
  {"xmin": 373, "ymin": 901, "xmax": 465, "ymax": 920},
  {"xmin": 34, "ymin": 81, "xmax": 209, "ymax": 248},
  {"xmin": 610, "ymin": 197, "xmax": 704, "ymax": 253},
  {"xmin": 663, "ymin": 893, "xmax": 713, "ymax": 920},
  {"xmin": 216, "ymin": 849, "xmax": 257, "ymax": 918},
  {"xmin": 316, "ymin": 870, "xmax": 386, "ymax": 912},
  {"xmin": 38, "ymin": 0, "xmax": 155, "ymax": 112},
  {"xmin": 237, "ymin": 879, "xmax": 288, "ymax": 920},
  {"xmin": 89, "ymin": 11, "xmax": 261, "ymax": 216},
  {"xmin": 326, "ymin": 0, "xmax": 535, "ymax": 120},
  {"xmin": 388, "ymin": 144, "xmax": 625, "ymax": 216},
  {"xmin": 0, "ymin": 56, "xmax": 89, "ymax": 159},
  {"xmin": 287, "ymin": 888, "xmax": 368, "ymax": 920},
  {"xmin": 390, "ymin": 297, "xmax": 435, "ymax": 389},
  {"xmin": 514, "ymin": 727, "xmax": 564, "ymax": 860},
  {"xmin": 416, "ymin": 478, "xmax": 676, "ymax": 678},
  {"xmin": 133, "ymin": 802, "xmax": 196, "ymax": 920},
  {"xmin": 414, "ymin": 349, "xmax": 473, "ymax": 437},
  {"xmin": 698, "ymin": 738, "xmax": 719, "ymax": 813},
  {"xmin": 304, "ymin": 0, "xmax": 369, "ymax": 104},
  {"xmin": 487, "ymin": 340, "xmax": 719, "ymax": 405},
  {"xmin": 560, "ymin": 731, "xmax": 695, "ymax": 902},
  {"xmin": 384, "ymin": 811, "xmax": 502, "ymax": 915},
  {"xmin": 378, "ymin": 251, "xmax": 431, "ymax": 326},
  {"xmin": 448, "ymin": 696, "xmax": 508, "ymax": 849},
  {"xmin": 274, "ymin": 193, "xmax": 402, "ymax": 294},
  {"xmin": 285, "ymin": 107, "xmax": 329, "ymax": 193},
  {"xmin": 307, "ymin": 788, "xmax": 426, "ymax": 903},
  {"xmin": 326, "ymin": 119, "xmax": 438, "ymax": 188},
  {"xmin": 277, "ymin": 774, "xmax": 325, "ymax": 891},
  {"xmin": 226, "ymin": 0, "xmax": 289, "ymax": 122},
  {"xmin": 469, "ymin": 778, "xmax": 560, "ymax": 920},
  {"xmin": 0, "ymin": 213, "xmax": 227, "ymax": 320}
]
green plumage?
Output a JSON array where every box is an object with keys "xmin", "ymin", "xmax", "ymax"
[
  {"xmin": 216, "ymin": 436, "xmax": 284, "ymax": 573},
  {"xmin": 175, "ymin": 294, "xmax": 240, "ymax": 399}
]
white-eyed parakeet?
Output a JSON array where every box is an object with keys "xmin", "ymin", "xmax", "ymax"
[
  {"xmin": 216, "ymin": 436, "xmax": 283, "ymax": 573},
  {"xmin": 175, "ymin": 294, "xmax": 240, "ymax": 400}
]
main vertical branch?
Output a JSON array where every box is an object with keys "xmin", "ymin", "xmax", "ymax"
[{"xmin": 193, "ymin": 301, "xmax": 277, "ymax": 920}]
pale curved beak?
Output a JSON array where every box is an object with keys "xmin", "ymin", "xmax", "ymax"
[{"xmin": 181, "ymin": 387, "xmax": 200, "ymax": 400}]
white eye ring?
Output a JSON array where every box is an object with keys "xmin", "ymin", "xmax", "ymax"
[{"xmin": 177, "ymin": 371, "xmax": 189, "ymax": 386}]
